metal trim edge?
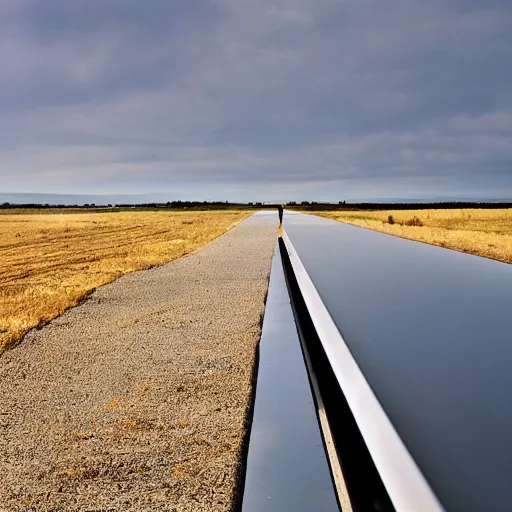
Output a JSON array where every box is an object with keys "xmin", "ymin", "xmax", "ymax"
[{"xmin": 282, "ymin": 230, "xmax": 444, "ymax": 512}]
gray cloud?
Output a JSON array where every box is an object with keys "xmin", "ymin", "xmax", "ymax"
[{"xmin": 0, "ymin": 0, "xmax": 511, "ymax": 200}]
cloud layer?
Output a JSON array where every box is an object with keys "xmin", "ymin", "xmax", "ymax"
[{"xmin": 1, "ymin": 0, "xmax": 512, "ymax": 200}]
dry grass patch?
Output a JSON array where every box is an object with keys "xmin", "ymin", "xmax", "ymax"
[
  {"xmin": 0, "ymin": 210, "xmax": 250, "ymax": 352},
  {"xmin": 314, "ymin": 208, "xmax": 512, "ymax": 263},
  {"xmin": 72, "ymin": 430, "xmax": 94, "ymax": 440}
]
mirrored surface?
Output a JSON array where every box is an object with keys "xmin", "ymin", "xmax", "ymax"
[{"xmin": 284, "ymin": 212, "xmax": 512, "ymax": 512}]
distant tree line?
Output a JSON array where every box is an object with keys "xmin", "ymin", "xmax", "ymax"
[
  {"xmin": 2, "ymin": 200, "xmax": 511, "ymax": 211},
  {"xmin": 0, "ymin": 200, "xmax": 261, "ymax": 211},
  {"xmin": 0, "ymin": 202, "xmax": 99, "ymax": 210},
  {"xmin": 290, "ymin": 201, "xmax": 512, "ymax": 211}
]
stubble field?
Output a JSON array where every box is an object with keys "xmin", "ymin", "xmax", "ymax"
[
  {"xmin": 315, "ymin": 208, "xmax": 512, "ymax": 264},
  {"xmin": 0, "ymin": 210, "xmax": 250, "ymax": 353}
]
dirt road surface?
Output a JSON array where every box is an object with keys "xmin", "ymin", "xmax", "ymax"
[{"xmin": 0, "ymin": 212, "xmax": 277, "ymax": 512}]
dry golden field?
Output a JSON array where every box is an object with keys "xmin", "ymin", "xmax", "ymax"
[
  {"xmin": 314, "ymin": 208, "xmax": 512, "ymax": 263},
  {"xmin": 0, "ymin": 210, "xmax": 250, "ymax": 353}
]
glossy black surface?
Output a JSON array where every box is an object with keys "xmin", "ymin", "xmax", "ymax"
[
  {"xmin": 241, "ymin": 244, "xmax": 339, "ymax": 512},
  {"xmin": 284, "ymin": 212, "xmax": 512, "ymax": 512}
]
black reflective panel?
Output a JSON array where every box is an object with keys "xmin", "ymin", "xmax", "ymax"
[
  {"xmin": 284, "ymin": 212, "xmax": 512, "ymax": 512},
  {"xmin": 242, "ymin": 244, "xmax": 339, "ymax": 512}
]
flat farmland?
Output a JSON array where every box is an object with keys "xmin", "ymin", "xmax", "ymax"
[
  {"xmin": 0, "ymin": 210, "xmax": 250, "ymax": 352},
  {"xmin": 314, "ymin": 208, "xmax": 512, "ymax": 263}
]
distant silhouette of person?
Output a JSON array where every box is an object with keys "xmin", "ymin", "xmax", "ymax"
[{"xmin": 278, "ymin": 204, "xmax": 283, "ymax": 225}]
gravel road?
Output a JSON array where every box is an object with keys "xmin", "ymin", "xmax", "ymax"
[{"xmin": 0, "ymin": 212, "xmax": 277, "ymax": 512}]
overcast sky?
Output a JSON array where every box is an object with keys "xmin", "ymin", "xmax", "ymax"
[{"xmin": 1, "ymin": 0, "xmax": 512, "ymax": 201}]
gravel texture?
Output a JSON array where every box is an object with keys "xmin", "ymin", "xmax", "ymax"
[{"xmin": 0, "ymin": 212, "xmax": 277, "ymax": 512}]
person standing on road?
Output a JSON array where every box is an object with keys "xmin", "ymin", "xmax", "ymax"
[{"xmin": 278, "ymin": 204, "xmax": 283, "ymax": 225}]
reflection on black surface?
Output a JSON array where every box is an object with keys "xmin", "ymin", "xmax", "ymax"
[
  {"xmin": 280, "ymin": 237, "xmax": 394, "ymax": 512},
  {"xmin": 241, "ymin": 244, "xmax": 339, "ymax": 512},
  {"xmin": 285, "ymin": 212, "xmax": 512, "ymax": 512}
]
